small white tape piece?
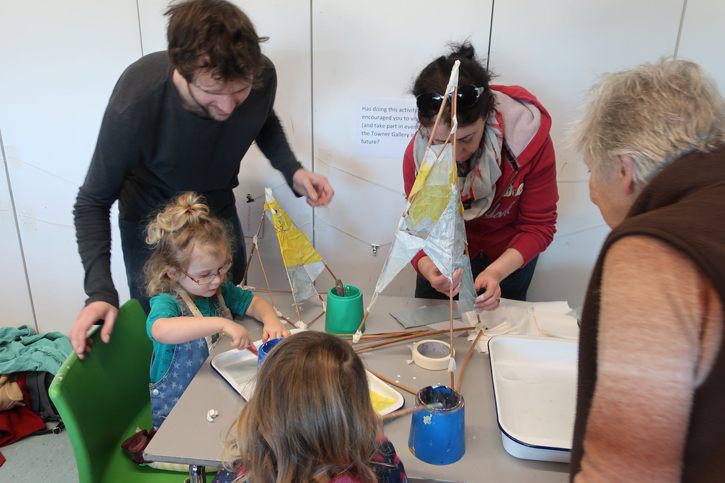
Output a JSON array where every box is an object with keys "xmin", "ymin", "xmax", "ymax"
[
  {"xmin": 352, "ymin": 330, "xmax": 363, "ymax": 344},
  {"xmin": 206, "ymin": 409, "xmax": 219, "ymax": 422},
  {"xmin": 274, "ymin": 307, "xmax": 284, "ymax": 318},
  {"xmin": 406, "ymin": 359, "xmax": 414, "ymax": 364},
  {"xmin": 321, "ymin": 300, "xmax": 327, "ymax": 312},
  {"xmin": 295, "ymin": 320, "xmax": 308, "ymax": 330},
  {"xmin": 412, "ymin": 340, "xmax": 455, "ymax": 371},
  {"xmin": 253, "ymin": 235, "xmax": 258, "ymax": 246},
  {"xmin": 264, "ymin": 187, "xmax": 274, "ymax": 203},
  {"xmin": 444, "ymin": 60, "xmax": 461, "ymax": 97},
  {"xmin": 241, "ymin": 284, "xmax": 255, "ymax": 291},
  {"xmin": 447, "ymin": 357, "xmax": 457, "ymax": 373},
  {"xmin": 474, "ymin": 322, "xmax": 484, "ymax": 333}
]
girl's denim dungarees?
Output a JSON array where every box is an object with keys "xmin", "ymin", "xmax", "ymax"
[{"xmin": 149, "ymin": 290, "xmax": 232, "ymax": 429}]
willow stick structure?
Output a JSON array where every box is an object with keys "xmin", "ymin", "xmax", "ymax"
[
  {"xmin": 450, "ymin": 289, "xmax": 455, "ymax": 389},
  {"xmin": 241, "ymin": 213, "xmax": 265, "ymax": 283},
  {"xmin": 323, "ymin": 262, "xmax": 338, "ymax": 283},
  {"xmin": 350, "ymin": 311, "xmax": 371, "ymax": 345},
  {"xmin": 255, "ymin": 248, "xmax": 296, "ymax": 329},
  {"xmin": 354, "ymin": 327, "xmax": 472, "ymax": 352},
  {"xmin": 367, "ymin": 369, "xmax": 416, "ymax": 395},
  {"xmin": 449, "ymin": 84, "xmax": 459, "ymax": 390},
  {"xmin": 457, "ymin": 315, "xmax": 484, "ymax": 393},
  {"xmin": 306, "ymin": 310, "xmax": 324, "ymax": 327},
  {"xmin": 249, "ymin": 288, "xmax": 293, "ymax": 294}
]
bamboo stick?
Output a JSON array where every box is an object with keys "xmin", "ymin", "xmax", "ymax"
[
  {"xmin": 338, "ymin": 329, "xmax": 428, "ymax": 338},
  {"xmin": 367, "ymin": 369, "xmax": 416, "ymax": 395},
  {"xmin": 323, "ymin": 262, "xmax": 337, "ymax": 283},
  {"xmin": 450, "ymin": 288, "xmax": 455, "ymax": 389},
  {"xmin": 350, "ymin": 311, "xmax": 371, "ymax": 345},
  {"xmin": 424, "ymin": 84, "xmax": 452, "ymax": 152},
  {"xmin": 249, "ymin": 288, "xmax": 293, "ymax": 293},
  {"xmin": 255, "ymin": 249, "xmax": 295, "ymax": 329},
  {"xmin": 457, "ymin": 319, "xmax": 483, "ymax": 393},
  {"xmin": 306, "ymin": 310, "xmax": 324, "ymax": 327},
  {"xmin": 341, "ymin": 333, "xmax": 427, "ymax": 342},
  {"xmin": 241, "ymin": 213, "xmax": 265, "ymax": 283},
  {"xmin": 354, "ymin": 327, "xmax": 472, "ymax": 352},
  {"xmin": 292, "ymin": 297, "xmax": 303, "ymax": 327},
  {"xmin": 449, "ymin": 83, "xmax": 459, "ymax": 390}
]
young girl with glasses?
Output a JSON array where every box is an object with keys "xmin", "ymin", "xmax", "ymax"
[
  {"xmin": 213, "ymin": 331, "xmax": 407, "ymax": 483},
  {"xmin": 144, "ymin": 192, "xmax": 289, "ymax": 430},
  {"xmin": 405, "ymin": 42, "xmax": 558, "ymax": 309}
]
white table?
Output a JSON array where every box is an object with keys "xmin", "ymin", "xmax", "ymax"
[{"xmin": 145, "ymin": 293, "xmax": 570, "ymax": 482}]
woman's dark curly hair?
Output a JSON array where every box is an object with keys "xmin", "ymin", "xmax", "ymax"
[{"xmin": 412, "ymin": 42, "xmax": 495, "ymax": 128}]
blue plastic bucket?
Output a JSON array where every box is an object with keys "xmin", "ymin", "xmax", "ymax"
[
  {"xmin": 257, "ymin": 338, "xmax": 283, "ymax": 370},
  {"xmin": 408, "ymin": 385, "xmax": 465, "ymax": 465}
]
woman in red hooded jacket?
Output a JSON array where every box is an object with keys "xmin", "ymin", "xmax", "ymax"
[{"xmin": 404, "ymin": 43, "xmax": 558, "ymax": 310}]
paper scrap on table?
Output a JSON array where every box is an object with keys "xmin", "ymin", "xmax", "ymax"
[
  {"xmin": 389, "ymin": 304, "xmax": 461, "ymax": 329},
  {"xmin": 533, "ymin": 301, "xmax": 580, "ymax": 339},
  {"xmin": 459, "ymin": 298, "xmax": 579, "ymax": 353}
]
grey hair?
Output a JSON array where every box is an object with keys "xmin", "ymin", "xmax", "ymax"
[{"xmin": 573, "ymin": 58, "xmax": 725, "ymax": 187}]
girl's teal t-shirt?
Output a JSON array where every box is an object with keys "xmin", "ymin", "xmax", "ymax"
[{"xmin": 146, "ymin": 281, "xmax": 254, "ymax": 383}]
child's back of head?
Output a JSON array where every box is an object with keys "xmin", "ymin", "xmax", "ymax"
[{"xmin": 223, "ymin": 331, "xmax": 379, "ymax": 483}]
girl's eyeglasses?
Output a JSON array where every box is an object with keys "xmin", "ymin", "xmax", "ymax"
[
  {"xmin": 178, "ymin": 260, "xmax": 232, "ymax": 285},
  {"xmin": 416, "ymin": 85, "xmax": 486, "ymax": 117}
]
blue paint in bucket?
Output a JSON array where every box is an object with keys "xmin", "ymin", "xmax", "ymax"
[
  {"xmin": 408, "ymin": 385, "xmax": 465, "ymax": 465},
  {"xmin": 257, "ymin": 338, "xmax": 283, "ymax": 370}
]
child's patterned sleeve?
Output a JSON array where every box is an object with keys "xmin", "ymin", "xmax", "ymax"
[
  {"xmin": 371, "ymin": 438, "xmax": 407, "ymax": 483},
  {"xmin": 210, "ymin": 464, "xmax": 246, "ymax": 483}
]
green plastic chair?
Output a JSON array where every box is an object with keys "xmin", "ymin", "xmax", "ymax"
[{"xmin": 49, "ymin": 299, "xmax": 185, "ymax": 483}]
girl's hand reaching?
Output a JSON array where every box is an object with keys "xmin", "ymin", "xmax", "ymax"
[
  {"xmin": 246, "ymin": 295, "xmax": 292, "ymax": 341},
  {"xmin": 222, "ymin": 322, "xmax": 252, "ymax": 350},
  {"xmin": 262, "ymin": 317, "xmax": 291, "ymax": 342}
]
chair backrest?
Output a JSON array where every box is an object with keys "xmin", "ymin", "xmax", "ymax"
[{"xmin": 49, "ymin": 299, "xmax": 153, "ymax": 483}]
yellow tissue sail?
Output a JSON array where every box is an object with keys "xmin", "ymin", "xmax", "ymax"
[
  {"xmin": 368, "ymin": 143, "xmax": 477, "ymax": 316},
  {"xmin": 365, "ymin": 60, "xmax": 477, "ymax": 317},
  {"xmin": 264, "ymin": 188, "xmax": 325, "ymax": 302}
]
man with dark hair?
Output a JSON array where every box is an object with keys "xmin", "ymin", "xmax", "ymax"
[{"xmin": 70, "ymin": 0, "xmax": 333, "ymax": 359}]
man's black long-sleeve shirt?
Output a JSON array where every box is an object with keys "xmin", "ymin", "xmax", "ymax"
[{"xmin": 74, "ymin": 51, "xmax": 302, "ymax": 307}]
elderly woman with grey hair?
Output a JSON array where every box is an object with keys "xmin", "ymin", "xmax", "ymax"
[{"xmin": 571, "ymin": 59, "xmax": 725, "ymax": 482}]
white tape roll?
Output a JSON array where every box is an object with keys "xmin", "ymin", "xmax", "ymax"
[{"xmin": 412, "ymin": 340, "xmax": 455, "ymax": 371}]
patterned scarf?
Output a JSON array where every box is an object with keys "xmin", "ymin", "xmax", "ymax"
[{"xmin": 413, "ymin": 109, "xmax": 504, "ymax": 221}]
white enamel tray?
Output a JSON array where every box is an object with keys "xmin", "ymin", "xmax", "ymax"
[
  {"xmin": 211, "ymin": 332, "xmax": 404, "ymax": 416},
  {"xmin": 488, "ymin": 335, "xmax": 578, "ymax": 463}
]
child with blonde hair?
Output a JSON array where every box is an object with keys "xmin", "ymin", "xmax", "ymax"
[
  {"xmin": 213, "ymin": 331, "xmax": 407, "ymax": 483},
  {"xmin": 145, "ymin": 192, "xmax": 289, "ymax": 429}
]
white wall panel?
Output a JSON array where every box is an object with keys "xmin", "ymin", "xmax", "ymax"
[
  {"xmin": 312, "ymin": 0, "xmax": 494, "ymax": 300},
  {"xmin": 677, "ymin": 0, "xmax": 725, "ymax": 89},
  {"xmin": 4, "ymin": 0, "xmax": 717, "ymax": 333},
  {"xmin": 0, "ymin": 143, "xmax": 35, "ymax": 330},
  {"xmin": 0, "ymin": 0, "xmax": 142, "ymax": 333},
  {"xmin": 488, "ymin": 0, "xmax": 684, "ymax": 306}
]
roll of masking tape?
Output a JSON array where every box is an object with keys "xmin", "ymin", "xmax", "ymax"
[{"xmin": 412, "ymin": 340, "xmax": 455, "ymax": 371}]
